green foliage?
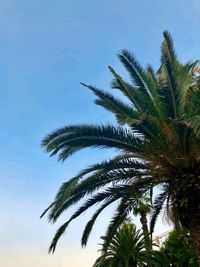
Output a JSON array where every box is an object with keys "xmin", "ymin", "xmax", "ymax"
[
  {"xmin": 41, "ymin": 31, "xmax": 200, "ymax": 253},
  {"xmin": 93, "ymin": 222, "xmax": 151, "ymax": 267},
  {"xmin": 160, "ymin": 227, "xmax": 198, "ymax": 267}
]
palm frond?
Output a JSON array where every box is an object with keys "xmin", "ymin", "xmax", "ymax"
[
  {"xmin": 176, "ymin": 61, "xmax": 199, "ymax": 118},
  {"xmin": 162, "ymin": 31, "xmax": 178, "ymax": 64},
  {"xmin": 109, "ymin": 66, "xmax": 175, "ymax": 145},
  {"xmin": 109, "ymin": 66, "xmax": 144, "ymax": 113},
  {"xmin": 187, "ymin": 86, "xmax": 200, "ymax": 117},
  {"xmin": 48, "ymin": 221, "xmax": 69, "ymax": 253},
  {"xmin": 42, "ymin": 124, "xmax": 144, "ymax": 161},
  {"xmin": 42, "ymin": 31, "xmax": 200, "ymax": 254},
  {"xmin": 81, "ymin": 83, "xmax": 140, "ymax": 125},
  {"xmin": 48, "ymin": 186, "xmax": 128, "ymax": 253},
  {"xmin": 49, "ymin": 185, "xmax": 131, "ymax": 224},
  {"xmin": 118, "ymin": 50, "xmax": 153, "ymax": 101},
  {"xmin": 150, "ymin": 188, "xmax": 168, "ymax": 234},
  {"xmin": 40, "ymin": 202, "xmax": 55, "ymax": 218},
  {"xmin": 159, "ymin": 62, "xmax": 177, "ymax": 119},
  {"xmin": 101, "ymin": 197, "xmax": 133, "ymax": 253},
  {"xmin": 159, "ymin": 31, "xmax": 179, "ymax": 119},
  {"xmin": 187, "ymin": 115, "xmax": 200, "ymax": 137},
  {"xmin": 48, "ymin": 167, "xmax": 149, "ymax": 223},
  {"xmin": 81, "ymin": 197, "xmax": 118, "ymax": 247}
]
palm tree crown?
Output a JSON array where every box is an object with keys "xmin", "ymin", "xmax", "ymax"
[
  {"xmin": 41, "ymin": 31, "xmax": 200, "ymax": 263},
  {"xmin": 93, "ymin": 223, "xmax": 147, "ymax": 267}
]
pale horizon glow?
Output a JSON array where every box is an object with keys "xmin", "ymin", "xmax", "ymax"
[{"xmin": 1, "ymin": 0, "xmax": 200, "ymax": 266}]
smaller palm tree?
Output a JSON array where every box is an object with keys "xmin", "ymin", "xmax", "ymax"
[
  {"xmin": 132, "ymin": 196, "xmax": 152, "ymax": 251},
  {"xmin": 93, "ymin": 222, "xmax": 155, "ymax": 267}
]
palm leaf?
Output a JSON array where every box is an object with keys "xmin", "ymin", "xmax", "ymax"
[
  {"xmin": 150, "ymin": 188, "xmax": 168, "ymax": 234},
  {"xmin": 81, "ymin": 83, "xmax": 140, "ymax": 125},
  {"xmin": 42, "ymin": 124, "xmax": 144, "ymax": 161},
  {"xmin": 81, "ymin": 197, "xmax": 118, "ymax": 247},
  {"xmin": 187, "ymin": 115, "xmax": 200, "ymax": 137},
  {"xmin": 162, "ymin": 31, "xmax": 177, "ymax": 64},
  {"xmin": 48, "ymin": 167, "xmax": 149, "ymax": 223},
  {"xmin": 48, "ymin": 186, "xmax": 129, "ymax": 253},
  {"xmin": 101, "ymin": 197, "xmax": 133, "ymax": 253}
]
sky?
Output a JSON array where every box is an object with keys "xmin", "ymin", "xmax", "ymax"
[{"xmin": 1, "ymin": 0, "xmax": 200, "ymax": 266}]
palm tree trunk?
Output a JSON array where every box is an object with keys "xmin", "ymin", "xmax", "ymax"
[
  {"xmin": 188, "ymin": 217, "xmax": 200, "ymax": 266},
  {"xmin": 140, "ymin": 211, "xmax": 152, "ymax": 267},
  {"xmin": 140, "ymin": 211, "xmax": 151, "ymax": 250},
  {"xmin": 128, "ymin": 261, "xmax": 137, "ymax": 267}
]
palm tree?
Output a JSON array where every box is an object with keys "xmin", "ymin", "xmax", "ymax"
[
  {"xmin": 132, "ymin": 197, "xmax": 152, "ymax": 266},
  {"xmin": 41, "ymin": 31, "xmax": 200, "ymax": 264},
  {"xmin": 132, "ymin": 197, "xmax": 152, "ymax": 252},
  {"xmin": 93, "ymin": 222, "xmax": 149, "ymax": 267}
]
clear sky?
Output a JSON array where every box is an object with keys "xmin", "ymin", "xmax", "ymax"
[{"xmin": 1, "ymin": 0, "xmax": 200, "ymax": 266}]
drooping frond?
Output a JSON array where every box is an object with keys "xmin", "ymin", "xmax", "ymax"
[
  {"xmin": 81, "ymin": 197, "xmax": 118, "ymax": 247},
  {"xmin": 47, "ymin": 157, "xmax": 149, "ymax": 223},
  {"xmin": 48, "ymin": 221, "xmax": 69, "ymax": 253},
  {"xmin": 48, "ymin": 186, "xmax": 129, "ymax": 253},
  {"xmin": 40, "ymin": 202, "xmax": 55, "ymax": 218},
  {"xmin": 46, "ymin": 178, "xmax": 81, "ymax": 222},
  {"xmin": 150, "ymin": 188, "xmax": 168, "ymax": 234},
  {"xmin": 48, "ymin": 169, "xmax": 147, "ymax": 223},
  {"xmin": 42, "ymin": 124, "xmax": 144, "ymax": 161},
  {"xmin": 79, "ymin": 155, "xmax": 146, "ymax": 174}
]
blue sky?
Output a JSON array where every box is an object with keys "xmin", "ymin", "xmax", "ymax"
[{"xmin": 1, "ymin": 0, "xmax": 200, "ymax": 266}]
